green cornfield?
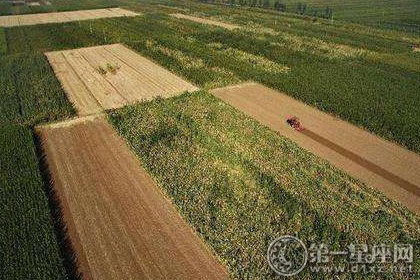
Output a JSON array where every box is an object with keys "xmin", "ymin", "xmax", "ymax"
[
  {"xmin": 0, "ymin": 124, "xmax": 68, "ymax": 279},
  {"xmin": 0, "ymin": 54, "xmax": 75, "ymax": 126}
]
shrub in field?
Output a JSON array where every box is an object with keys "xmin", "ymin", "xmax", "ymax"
[
  {"xmin": 0, "ymin": 124, "xmax": 68, "ymax": 280},
  {"xmin": 108, "ymin": 91, "xmax": 420, "ymax": 279}
]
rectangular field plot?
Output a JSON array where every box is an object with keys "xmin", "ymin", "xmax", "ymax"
[
  {"xmin": 37, "ymin": 117, "xmax": 228, "ymax": 280},
  {"xmin": 212, "ymin": 82, "xmax": 420, "ymax": 214},
  {"xmin": 0, "ymin": 8, "xmax": 139, "ymax": 27},
  {"xmin": 170, "ymin": 13, "xmax": 239, "ymax": 30},
  {"xmin": 45, "ymin": 44, "xmax": 198, "ymax": 116}
]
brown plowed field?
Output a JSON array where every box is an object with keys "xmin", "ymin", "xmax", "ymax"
[
  {"xmin": 37, "ymin": 116, "xmax": 229, "ymax": 280},
  {"xmin": 0, "ymin": 8, "xmax": 139, "ymax": 27},
  {"xmin": 211, "ymin": 82, "xmax": 420, "ymax": 214},
  {"xmin": 170, "ymin": 13, "xmax": 239, "ymax": 30},
  {"xmin": 45, "ymin": 44, "xmax": 198, "ymax": 116}
]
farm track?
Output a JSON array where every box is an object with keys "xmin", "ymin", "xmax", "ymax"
[
  {"xmin": 45, "ymin": 44, "xmax": 198, "ymax": 116},
  {"xmin": 170, "ymin": 13, "xmax": 240, "ymax": 30},
  {"xmin": 212, "ymin": 83, "xmax": 420, "ymax": 214},
  {"xmin": 0, "ymin": 8, "xmax": 139, "ymax": 27},
  {"xmin": 37, "ymin": 116, "xmax": 229, "ymax": 280}
]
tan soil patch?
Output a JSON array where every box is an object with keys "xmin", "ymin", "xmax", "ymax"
[
  {"xmin": 0, "ymin": 8, "xmax": 139, "ymax": 27},
  {"xmin": 170, "ymin": 13, "xmax": 239, "ymax": 30},
  {"xmin": 37, "ymin": 117, "xmax": 229, "ymax": 280},
  {"xmin": 45, "ymin": 44, "xmax": 198, "ymax": 116},
  {"xmin": 211, "ymin": 82, "xmax": 420, "ymax": 214}
]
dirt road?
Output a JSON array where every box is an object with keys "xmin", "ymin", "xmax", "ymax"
[
  {"xmin": 37, "ymin": 116, "xmax": 229, "ymax": 280},
  {"xmin": 45, "ymin": 44, "xmax": 198, "ymax": 116},
  {"xmin": 0, "ymin": 8, "xmax": 139, "ymax": 27},
  {"xmin": 212, "ymin": 82, "xmax": 420, "ymax": 214}
]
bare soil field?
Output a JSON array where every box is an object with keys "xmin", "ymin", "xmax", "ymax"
[
  {"xmin": 170, "ymin": 13, "xmax": 239, "ymax": 30},
  {"xmin": 45, "ymin": 44, "xmax": 198, "ymax": 116},
  {"xmin": 0, "ymin": 8, "xmax": 139, "ymax": 27},
  {"xmin": 212, "ymin": 82, "xmax": 420, "ymax": 214},
  {"xmin": 37, "ymin": 116, "xmax": 229, "ymax": 280}
]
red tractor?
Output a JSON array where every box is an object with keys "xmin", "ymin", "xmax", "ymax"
[{"xmin": 286, "ymin": 116, "xmax": 303, "ymax": 131}]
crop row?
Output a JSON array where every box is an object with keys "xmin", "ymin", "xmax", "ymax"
[
  {"xmin": 0, "ymin": 54, "xmax": 75, "ymax": 126},
  {"xmin": 108, "ymin": 90, "xmax": 420, "ymax": 279},
  {"xmin": 0, "ymin": 124, "xmax": 68, "ymax": 279}
]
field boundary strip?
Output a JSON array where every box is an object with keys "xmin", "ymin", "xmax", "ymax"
[
  {"xmin": 211, "ymin": 82, "xmax": 420, "ymax": 213},
  {"xmin": 0, "ymin": 8, "xmax": 139, "ymax": 27},
  {"xmin": 37, "ymin": 113, "xmax": 105, "ymax": 129}
]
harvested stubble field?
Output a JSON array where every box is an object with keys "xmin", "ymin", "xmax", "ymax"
[
  {"xmin": 109, "ymin": 91, "xmax": 420, "ymax": 279},
  {"xmin": 0, "ymin": 0, "xmax": 123, "ymax": 16},
  {"xmin": 4, "ymin": 7, "xmax": 420, "ymax": 153},
  {"xmin": 37, "ymin": 116, "xmax": 229, "ymax": 280},
  {"xmin": 212, "ymin": 83, "xmax": 420, "ymax": 213},
  {"xmin": 0, "ymin": 124, "xmax": 68, "ymax": 279},
  {"xmin": 46, "ymin": 44, "xmax": 198, "ymax": 115},
  {"xmin": 0, "ymin": 7, "xmax": 138, "ymax": 27}
]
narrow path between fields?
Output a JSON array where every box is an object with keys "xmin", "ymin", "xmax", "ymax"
[
  {"xmin": 36, "ymin": 115, "xmax": 229, "ymax": 280},
  {"xmin": 211, "ymin": 82, "xmax": 420, "ymax": 214}
]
